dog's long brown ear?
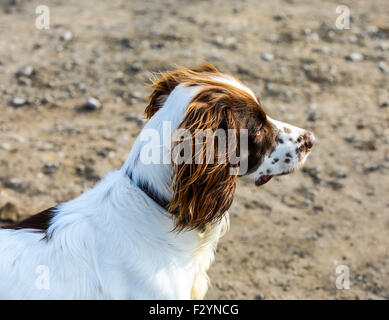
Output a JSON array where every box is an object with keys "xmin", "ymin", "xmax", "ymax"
[
  {"xmin": 167, "ymin": 87, "xmax": 239, "ymax": 231},
  {"xmin": 145, "ymin": 62, "xmax": 219, "ymax": 119}
]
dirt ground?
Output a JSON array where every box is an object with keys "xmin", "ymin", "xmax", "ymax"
[{"xmin": 0, "ymin": 0, "xmax": 388, "ymax": 299}]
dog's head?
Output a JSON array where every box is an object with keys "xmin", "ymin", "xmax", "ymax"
[{"xmin": 144, "ymin": 63, "xmax": 314, "ymax": 230}]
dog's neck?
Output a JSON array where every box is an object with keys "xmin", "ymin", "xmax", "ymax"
[{"xmin": 121, "ymin": 84, "xmax": 201, "ymax": 206}]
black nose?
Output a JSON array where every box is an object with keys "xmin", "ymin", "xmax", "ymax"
[{"xmin": 304, "ymin": 131, "xmax": 315, "ymax": 150}]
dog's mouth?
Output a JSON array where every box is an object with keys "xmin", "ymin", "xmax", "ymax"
[
  {"xmin": 255, "ymin": 175, "xmax": 272, "ymax": 186},
  {"xmin": 255, "ymin": 169, "xmax": 297, "ymax": 186}
]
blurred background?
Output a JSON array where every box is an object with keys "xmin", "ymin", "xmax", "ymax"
[{"xmin": 0, "ymin": 0, "xmax": 388, "ymax": 299}]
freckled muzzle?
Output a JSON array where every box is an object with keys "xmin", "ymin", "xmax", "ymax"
[{"xmin": 303, "ymin": 131, "xmax": 315, "ymax": 150}]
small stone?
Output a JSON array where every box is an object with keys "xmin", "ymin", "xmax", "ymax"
[
  {"xmin": 42, "ymin": 163, "xmax": 59, "ymax": 174},
  {"xmin": 10, "ymin": 97, "xmax": 26, "ymax": 107},
  {"xmin": 60, "ymin": 31, "xmax": 73, "ymax": 42},
  {"xmin": 75, "ymin": 165, "xmax": 100, "ymax": 181},
  {"xmin": 3, "ymin": 178, "xmax": 28, "ymax": 192},
  {"xmin": 313, "ymin": 205, "xmax": 324, "ymax": 212},
  {"xmin": 16, "ymin": 65, "xmax": 34, "ymax": 78},
  {"xmin": 255, "ymin": 293, "xmax": 264, "ymax": 300},
  {"xmin": 345, "ymin": 53, "xmax": 363, "ymax": 62},
  {"xmin": 378, "ymin": 62, "xmax": 389, "ymax": 73},
  {"xmin": 308, "ymin": 33, "xmax": 320, "ymax": 42},
  {"xmin": 380, "ymin": 101, "xmax": 388, "ymax": 108},
  {"xmin": 81, "ymin": 97, "xmax": 102, "ymax": 111},
  {"xmin": 313, "ymin": 46, "xmax": 330, "ymax": 54},
  {"xmin": 17, "ymin": 77, "xmax": 31, "ymax": 86},
  {"xmin": 125, "ymin": 113, "xmax": 145, "ymax": 126},
  {"xmin": 265, "ymin": 83, "xmax": 283, "ymax": 96},
  {"xmin": 41, "ymin": 94, "xmax": 53, "ymax": 105},
  {"xmin": 308, "ymin": 112, "xmax": 320, "ymax": 122},
  {"xmin": 326, "ymin": 180, "xmax": 344, "ymax": 190},
  {"xmin": 224, "ymin": 37, "xmax": 237, "ymax": 50},
  {"xmin": 261, "ymin": 53, "xmax": 274, "ymax": 62},
  {"xmin": 0, "ymin": 143, "xmax": 11, "ymax": 151},
  {"xmin": 364, "ymin": 163, "xmax": 380, "ymax": 173},
  {"xmin": 125, "ymin": 62, "xmax": 143, "ymax": 75},
  {"xmin": 330, "ymin": 167, "xmax": 348, "ymax": 179},
  {"xmin": 377, "ymin": 43, "xmax": 389, "ymax": 51},
  {"xmin": 0, "ymin": 202, "xmax": 19, "ymax": 223},
  {"xmin": 119, "ymin": 38, "xmax": 133, "ymax": 49}
]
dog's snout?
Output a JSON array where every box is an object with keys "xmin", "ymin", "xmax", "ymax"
[{"xmin": 303, "ymin": 131, "xmax": 315, "ymax": 150}]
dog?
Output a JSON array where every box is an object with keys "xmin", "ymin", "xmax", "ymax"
[{"xmin": 0, "ymin": 63, "xmax": 314, "ymax": 299}]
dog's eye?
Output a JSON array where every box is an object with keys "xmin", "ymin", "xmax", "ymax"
[{"xmin": 255, "ymin": 127, "xmax": 263, "ymax": 136}]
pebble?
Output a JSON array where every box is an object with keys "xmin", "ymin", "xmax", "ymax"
[
  {"xmin": 17, "ymin": 77, "xmax": 31, "ymax": 86},
  {"xmin": 10, "ymin": 97, "xmax": 27, "ymax": 107},
  {"xmin": 378, "ymin": 62, "xmax": 389, "ymax": 73},
  {"xmin": 255, "ymin": 293, "xmax": 264, "ymax": 300},
  {"xmin": 377, "ymin": 43, "xmax": 389, "ymax": 51},
  {"xmin": 345, "ymin": 53, "xmax": 363, "ymax": 62},
  {"xmin": 125, "ymin": 113, "xmax": 145, "ymax": 126},
  {"xmin": 261, "ymin": 53, "xmax": 274, "ymax": 62},
  {"xmin": 0, "ymin": 143, "xmax": 11, "ymax": 151},
  {"xmin": 330, "ymin": 167, "xmax": 348, "ymax": 179},
  {"xmin": 307, "ymin": 112, "xmax": 320, "ymax": 122},
  {"xmin": 81, "ymin": 97, "xmax": 102, "ymax": 111},
  {"xmin": 42, "ymin": 163, "xmax": 59, "ymax": 174},
  {"xmin": 363, "ymin": 163, "xmax": 380, "ymax": 173},
  {"xmin": 41, "ymin": 94, "xmax": 53, "ymax": 105},
  {"xmin": 265, "ymin": 83, "xmax": 283, "ymax": 96},
  {"xmin": 326, "ymin": 180, "xmax": 344, "ymax": 190},
  {"xmin": 16, "ymin": 65, "xmax": 34, "ymax": 77},
  {"xmin": 125, "ymin": 62, "xmax": 143, "ymax": 75},
  {"xmin": 75, "ymin": 165, "xmax": 100, "ymax": 181},
  {"xmin": 3, "ymin": 178, "xmax": 28, "ymax": 192},
  {"xmin": 119, "ymin": 38, "xmax": 133, "ymax": 49},
  {"xmin": 60, "ymin": 31, "xmax": 73, "ymax": 42},
  {"xmin": 212, "ymin": 36, "xmax": 237, "ymax": 50},
  {"xmin": 308, "ymin": 33, "xmax": 320, "ymax": 42},
  {"xmin": 0, "ymin": 202, "xmax": 19, "ymax": 223}
]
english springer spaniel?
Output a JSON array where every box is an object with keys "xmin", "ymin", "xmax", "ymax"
[{"xmin": 0, "ymin": 63, "xmax": 314, "ymax": 299}]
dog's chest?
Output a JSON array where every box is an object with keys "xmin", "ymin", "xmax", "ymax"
[{"xmin": 190, "ymin": 221, "xmax": 227, "ymax": 299}]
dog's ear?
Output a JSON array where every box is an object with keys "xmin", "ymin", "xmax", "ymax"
[
  {"xmin": 167, "ymin": 87, "xmax": 239, "ymax": 231},
  {"xmin": 145, "ymin": 62, "xmax": 219, "ymax": 119}
]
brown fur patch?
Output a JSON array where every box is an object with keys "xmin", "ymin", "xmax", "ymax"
[
  {"xmin": 284, "ymin": 127, "xmax": 292, "ymax": 134},
  {"xmin": 1, "ymin": 207, "xmax": 55, "ymax": 240}
]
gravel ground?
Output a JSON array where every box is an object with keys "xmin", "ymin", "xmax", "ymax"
[{"xmin": 0, "ymin": 0, "xmax": 388, "ymax": 299}]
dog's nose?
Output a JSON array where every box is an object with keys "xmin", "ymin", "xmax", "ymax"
[{"xmin": 303, "ymin": 131, "xmax": 315, "ymax": 150}]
